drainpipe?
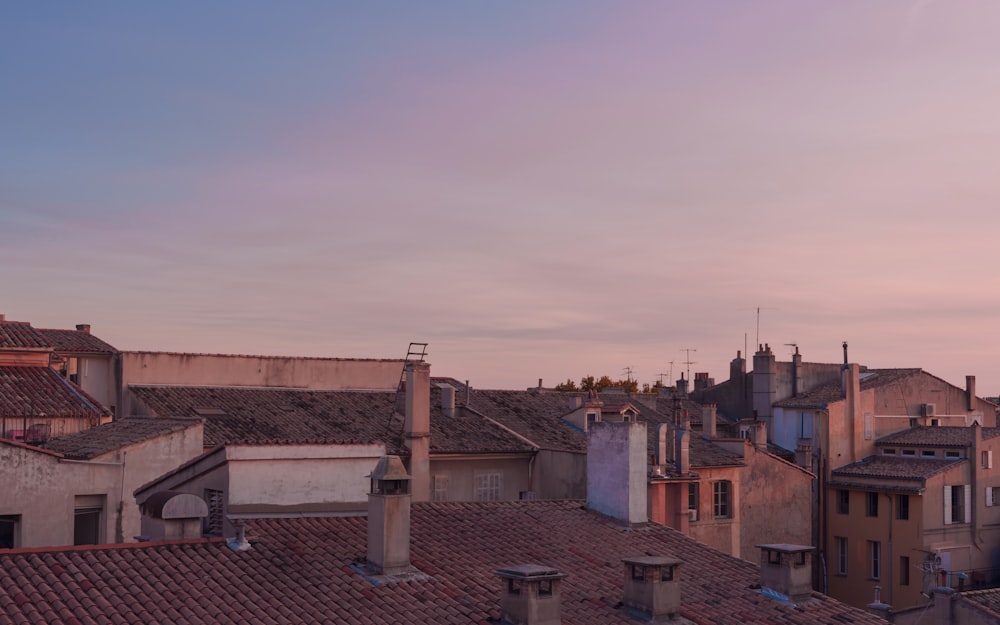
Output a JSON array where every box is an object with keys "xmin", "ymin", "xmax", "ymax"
[
  {"xmin": 116, "ymin": 451, "xmax": 127, "ymax": 543},
  {"xmin": 886, "ymin": 492, "xmax": 893, "ymax": 608}
]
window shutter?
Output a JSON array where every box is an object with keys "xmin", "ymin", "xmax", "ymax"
[
  {"xmin": 965, "ymin": 485, "xmax": 972, "ymax": 523},
  {"xmin": 944, "ymin": 485, "xmax": 952, "ymax": 525},
  {"xmin": 987, "ymin": 487, "xmax": 994, "ymax": 508},
  {"xmin": 988, "ymin": 451, "xmax": 994, "ymax": 469}
]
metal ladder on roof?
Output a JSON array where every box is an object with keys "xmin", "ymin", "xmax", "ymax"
[{"xmin": 384, "ymin": 342, "xmax": 428, "ymax": 436}]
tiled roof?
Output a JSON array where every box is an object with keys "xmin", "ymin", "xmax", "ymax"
[
  {"xmin": 463, "ymin": 389, "xmax": 586, "ymax": 453},
  {"xmin": 773, "ymin": 380, "xmax": 843, "ymax": 409},
  {"xmin": 876, "ymin": 426, "xmax": 1000, "ymax": 447},
  {"xmin": 37, "ymin": 328, "xmax": 117, "ymax": 354},
  {"xmin": 130, "ymin": 385, "xmax": 533, "ymax": 454},
  {"xmin": 0, "ymin": 500, "xmax": 886, "ymax": 625},
  {"xmin": 41, "ymin": 417, "xmax": 199, "ymax": 459},
  {"xmin": 465, "ymin": 389, "xmax": 744, "ymax": 468},
  {"xmin": 831, "ymin": 456, "xmax": 961, "ymax": 481},
  {"xmin": 959, "ymin": 588, "xmax": 1000, "ymax": 618},
  {"xmin": 858, "ymin": 368, "xmax": 923, "ymax": 390},
  {"xmin": 0, "ymin": 366, "xmax": 110, "ymax": 419},
  {"xmin": 0, "ymin": 321, "xmax": 51, "ymax": 350}
]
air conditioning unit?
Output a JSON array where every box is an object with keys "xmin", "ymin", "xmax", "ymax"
[
  {"xmin": 923, "ymin": 403, "xmax": 937, "ymax": 417},
  {"xmin": 688, "ymin": 509, "xmax": 698, "ymax": 522}
]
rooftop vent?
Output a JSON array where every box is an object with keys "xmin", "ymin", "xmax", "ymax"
[
  {"xmin": 622, "ymin": 555, "xmax": 682, "ymax": 621},
  {"xmin": 496, "ymin": 564, "xmax": 566, "ymax": 625},
  {"xmin": 139, "ymin": 491, "xmax": 208, "ymax": 541},
  {"xmin": 757, "ymin": 544, "xmax": 815, "ymax": 604}
]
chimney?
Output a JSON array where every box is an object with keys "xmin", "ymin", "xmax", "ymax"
[
  {"xmin": 587, "ymin": 422, "xmax": 648, "ymax": 526},
  {"xmin": 866, "ymin": 586, "xmax": 891, "ymax": 620},
  {"xmin": 0, "ymin": 313, "xmax": 5, "ymax": 322},
  {"xmin": 621, "ymin": 556, "xmax": 682, "ymax": 621},
  {"xmin": 842, "ymin": 341, "xmax": 849, "ymax": 368},
  {"xmin": 752, "ymin": 344, "xmax": 776, "ymax": 426},
  {"xmin": 496, "ymin": 564, "xmax": 566, "ymax": 625},
  {"xmin": 139, "ymin": 491, "xmax": 208, "ymax": 541},
  {"xmin": 967, "ymin": 375, "xmax": 977, "ymax": 411},
  {"xmin": 366, "ymin": 455, "xmax": 412, "ymax": 574},
  {"xmin": 757, "ymin": 545, "xmax": 814, "ymax": 603},
  {"xmin": 405, "ymin": 361, "xmax": 431, "ymax": 502},
  {"xmin": 792, "ymin": 346, "xmax": 802, "ymax": 397},
  {"xmin": 439, "ymin": 384, "xmax": 455, "ymax": 418},
  {"xmin": 675, "ymin": 428, "xmax": 690, "ymax": 475},
  {"xmin": 655, "ymin": 423, "xmax": 671, "ymax": 467},
  {"xmin": 676, "ymin": 374, "xmax": 688, "ymax": 398},
  {"xmin": 465, "ymin": 380, "xmax": 471, "ymax": 405},
  {"xmin": 76, "ymin": 324, "xmax": 91, "ymax": 334},
  {"xmin": 703, "ymin": 404, "xmax": 717, "ymax": 439},
  {"xmin": 750, "ymin": 418, "xmax": 768, "ymax": 452},
  {"xmin": 538, "ymin": 378, "xmax": 543, "ymax": 389}
]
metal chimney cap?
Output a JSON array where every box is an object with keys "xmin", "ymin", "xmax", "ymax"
[{"xmin": 368, "ymin": 455, "xmax": 411, "ymax": 481}]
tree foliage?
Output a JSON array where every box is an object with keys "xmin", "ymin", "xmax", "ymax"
[{"xmin": 555, "ymin": 374, "xmax": 640, "ymax": 393}]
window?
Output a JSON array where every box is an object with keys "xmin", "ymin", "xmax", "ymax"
[
  {"xmin": 586, "ymin": 412, "xmax": 599, "ymax": 429},
  {"xmin": 984, "ymin": 451, "xmax": 994, "ymax": 469},
  {"xmin": 0, "ymin": 515, "xmax": 19, "ymax": 549},
  {"xmin": 688, "ymin": 482, "xmax": 698, "ymax": 515},
  {"xmin": 900, "ymin": 556, "xmax": 910, "ymax": 586},
  {"xmin": 74, "ymin": 495, "xmax": 105, "ymax": 546},
  {"xmin": 921, "ymin": 450, "xmax": 936, "ymax": 457},
  {"xmin": 897, "ymin": 494, "xmax": 909, "ymax": 520},
  {"xmin": 837, "ymin": 490, "xmax": 850, "ymax": 515},
  {"xmin": 902, "ymin": 449, "xmax": 916, "ymax": 456},
  {"xmin": 944, "ymin": 485, "xmax": 971, "ymax": 524},
  {"xmin": 882, "ymin": 448, "xmax": 896, "ymax": 455},
  {"xmin": 713, "ymin": 481, "xmax": 732, "ymax": 519},
  {"xmin": 945, "ymin": 451, "xmax": 960, "ymax": 458},
  {"xmin": 835, "ymin": 537, "xmax": 848, "ymax": 575},
  {"xmin": 868, "ymin": 540, "xmax": 881, "ymax": 580},
  {"xmin": 988, "ymin": 486, "xmax": 1000, "ymax": 507},
  {"xmin": 866, "ymin": 492, "xmax": 879, "ymax": 518},
  {"xmin": 204, "ymin": 489, "xmax": 224, "ymax": 536},
  {"xmin": 475, "ymin": 472, "xmax": 502, "ymax": 501},
  {"xmin": 432, "ymin": 475, "xmax": 450, "ymax": 502},
  {"xmin": 864, "ymin": 413, "xmax": 873, "ymax": 440}
]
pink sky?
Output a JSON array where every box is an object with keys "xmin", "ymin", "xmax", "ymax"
[{"xmin": 2, "ymin": 2, "xmax": 1000, "ymax": 393}]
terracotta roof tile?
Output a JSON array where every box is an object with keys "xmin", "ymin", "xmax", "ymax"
[
  {"xmin": 0, "ymin": 366, "xmax": 110, "ymax": 420},
  {"xmin": 0, "ymin": 501, "xmax": 885, "ymax": 625},
  {"xmin": 876, "ymin": 425, "xmax": 1000, "ymax": 447},
  {"xmin": 36, "ymin": 328, "xmax": 117, "ymax": 355},
  {"xmin": 0, "ymin": 321, "xmax": 51, "ymax": 350},
  {"xmin": 41, "ymin": 417, "xmax": 199, "ymax": 459},
  {"xmin": 831, "ymin": 455, "xmax": 961, "ymax": 481}
]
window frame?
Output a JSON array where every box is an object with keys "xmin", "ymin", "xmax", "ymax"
[
  {"xmin": 835, "ymin": 536, "xmax": 848, "ymax": 576},
  {"xmin": 713, "ymin": 480, "xmax": 732, "ymax": 519},
  {"xmin": 475, "ymin": 471, "xmax": 503, "ymax": 502},
  {"xmin": 866, "ymin": 492, "xmax": 879, "ymax": 518},
  {"xmin": 897, "ymin": 494, "xmax": 909, "ymax": 520},
  {"xmin": 869, "ymin": 540, "xmax": 881, "ymax": 580},
  {"xmin": 837, "ymin": 489, "xmax": 850, "ymax": 515}
]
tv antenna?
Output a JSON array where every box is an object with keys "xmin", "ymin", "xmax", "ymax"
[
  {"xmin": 622, "ymin": 366, "xmax": 634, "ymax": 384},
  {"xmin": 680, "ymin": 349, "xmax": 697, "ymax": 382}
]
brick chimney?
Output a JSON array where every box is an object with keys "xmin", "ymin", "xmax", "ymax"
[
  {"xmin": 404, "ymin": 361, "xmax": 431, "ymax": 502},
  {"xmin": 139, "ymin": 491, "xmax": 208, "ymax": 541},
  {"xmin": 757, "ymin": 544, "xmax": 815, "ymax": 603},
  {"xmin": 367, "ymin": 455, "xmax": 412, "ymax": 575},
  {"xmin": 621, "ymin": 556, "xmax": 682, "ymax": 621},
  {"xmin": 76, "ymin": 324, "xmax": 91, "ymax": 334},
  {"xmin": 496, "ymin": 564, "xmax": 566, "ymax": 625}
]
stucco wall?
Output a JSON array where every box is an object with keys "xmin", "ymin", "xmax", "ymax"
[
  {"xmin": 738, "ymin": 445, "xmax": 813, "ymax": 561},
  {"xmin": 587, "ymin": 422, "xmax": 647, "ymax": 525},
  {"xmin": 0, "ymin": 445, "xmax": 120, "ymax": 548},
  {"xmin": 119, "ymin": 352, "xmax": 404, "ymax": 414},
  {"xmin": 533, "ymin": 449, "xmax": 586, "ymax": 499},
  {"xmin": 428, "ymin": 455, "xmax": 532, "ymax": 502}
]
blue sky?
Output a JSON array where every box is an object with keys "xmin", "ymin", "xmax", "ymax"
[{"xmin": 3, "ymin": 2, "xmax": 1000, "ymax": 392}]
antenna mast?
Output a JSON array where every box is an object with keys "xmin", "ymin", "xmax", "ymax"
[{"xmin": 680, "ymin": 348, "xmax": 697, "ymax": 382}]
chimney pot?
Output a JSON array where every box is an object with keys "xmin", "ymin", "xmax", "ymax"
[
  {"xmin": 621, "ymin": 555, "xmax": 683, "ymax": 621},
  {"xmin": 757, "ymin": 544, "xmax": 815, "ymax": 603},
  {"xmin": 496, "ymin": 564, "xmax": 566, "ymax": 625}
]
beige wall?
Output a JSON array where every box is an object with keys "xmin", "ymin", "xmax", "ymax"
[
  {"xmin": 1, "ymin": 422, "xmax": 202, "ymax": 548},
  {"xmin": 119, "ymin": 351, "xmax": 404, "ymax": 414},
  {"xmin": 428, "ymin": 455, "xmax": 532, "ymax": 502},
  {"xmin": 533, "ymin": 449, "xmax": 586, "ymax": 500},
  {"xmin": 76, "ymin": 354, "xmax": 116, "ymax": 414}
]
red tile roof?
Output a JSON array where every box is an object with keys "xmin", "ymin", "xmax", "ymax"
[
  {"xmin": 41, "ymin": 417, "xmax": 199, "ymax": 459},
  {"xmin": 0, "ymin": 366, "xmax": 110, "ymax": 419},
  {"xmin": 0, "ymin": 321, "xmax": 51, "ymax": 350},
  {"xmin": 830, "ymin": 456, "xmax": 961, "ymax": 488},
  {"xmin": 0, "ymin": 500, "xmax": 885, "ymax": 625},
  {"xmin": 876, "ymin": 425, "xmax": 1000, "ymax": 447},
  {"xmin": 36, "ymin": 328, "xmax": 117, "ymax": 354}
]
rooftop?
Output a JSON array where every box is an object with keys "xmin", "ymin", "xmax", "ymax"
[
  {"xmin": 0, "ymin": 500, "xmax": 886, "ymax": 625},
  {"xmin": 0, "ymin": 366, "xmax": 110, "ymax": 420},
  {"xmin": 41, "ymin": 417, "xmax": 199, "ymax": 459},
  {"xmin": 877, "ymin": 425, "xmax": 1000, "ymax": 448},
  {"xmin": 37, "ymin": 327, "xmax": 117, "ymax": 354},
  {"xmin": 0, "ymin": 320, "xmax": 51, "ymax": 351},
  {"xmin": 830, "ymin": 456, "xmax": 961, "ymax": 488}
]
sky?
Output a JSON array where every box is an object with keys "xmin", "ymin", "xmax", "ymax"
[{"xmin": 3, "ymin": 2, "xmax": 1000, "ymax": 393}]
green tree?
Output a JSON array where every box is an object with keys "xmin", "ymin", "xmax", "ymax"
[
  {"xmin": 554, "ymin": 378, "xmax": 578, "ymax": 391},
  {"xmin": 579, "ymin": 375, "xmax": 597, "ymax": 392}
]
